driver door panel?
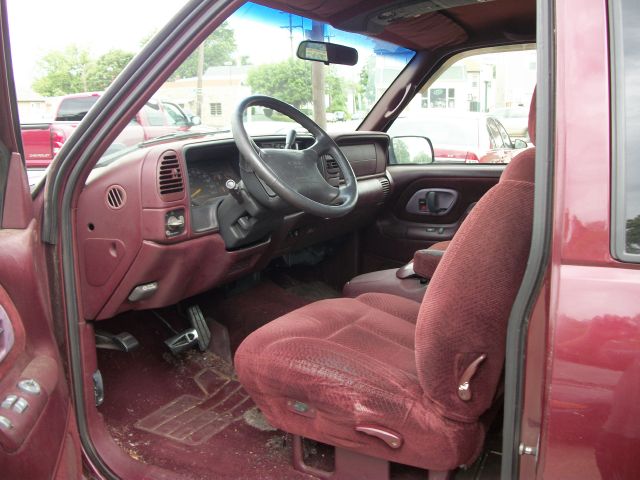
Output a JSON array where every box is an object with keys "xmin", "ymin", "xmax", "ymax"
[
  {"xmin": 362, "ymin": 165, "xmax": 502, "ymax": 270},
  {"xmin": 0, "ymin": 170, "xmax": 82, "ymax": 479}
]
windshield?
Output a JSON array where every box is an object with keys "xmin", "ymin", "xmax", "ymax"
[{"xmin": 133, "ymin": 2, "xmax": 414, "ymax": 143}]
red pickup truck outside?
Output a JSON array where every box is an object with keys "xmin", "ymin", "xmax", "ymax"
[{"xmin": 21, "ymin": 92, "xmax": 200, "ymax": 168}]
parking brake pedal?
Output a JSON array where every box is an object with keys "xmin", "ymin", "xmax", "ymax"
[
  {"xmin": 187, "ymin": 305, "xmax": 211, "ymax": 351},
  {"xmin": 95, "ymin": 331, "xmax": 140, "ymax": 352}
]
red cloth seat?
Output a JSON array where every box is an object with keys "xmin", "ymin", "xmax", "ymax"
[
  {"xmin": 235, "ymin": 293, "xmax": 486, "ymax": 470},
  {"xmin": 235, "ymin": 90, "xmax": 537, "ymax": 471}
]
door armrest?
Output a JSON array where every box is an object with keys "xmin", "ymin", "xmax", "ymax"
[{"xmin": 412, "ymin": 241, "xmax": 450, "ymax": 279}]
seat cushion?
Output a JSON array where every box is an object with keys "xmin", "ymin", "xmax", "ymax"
[{"xmin": 235, "ymin": 293, "xmax": 484, "ymax": 471}]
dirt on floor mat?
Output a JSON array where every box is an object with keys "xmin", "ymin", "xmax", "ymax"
[
  {"xmin": 96, "ymin": 302, "xmax": 313, "ymax": 478},
  {"xmin": 135, "ymin": 365, "xmax": 255, "ymax": 445}
]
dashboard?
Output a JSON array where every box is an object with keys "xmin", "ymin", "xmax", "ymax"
[
  {"xmin": 185, "ymin": 138, "xmax": 311, "ymax": 207},
  {"xmin": 188, "ymin": 159, "xmax": 239, "ymax": 207},
  {"xmin": 77, "ymin": 132, "xmax": 392, "ymax": 321}
]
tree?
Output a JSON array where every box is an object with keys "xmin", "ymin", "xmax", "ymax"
[
  {"xmin": 33, "ymin": 46, "xmax": 135, "ymax": 96},
  {"xmin": 326, "ymin": 71, "xmax": 347, "ymax": 112},
  {"xmin": 413, "ymin": 151, "xmax": 432, "ymax": 164},
  {"xmin": 171, "ymin": 22, "xmax": 236, "ymax": 79},
  {"xmin": 32, "ymin": 45, "xmax": 92, "ymax": 96},
  {"xmin": 358, "ymin": 58, "xmax": 376, "ymax": 109},
  {"xmin": 86, "ymin": 50, "xmax": 134, "ymax": 91},
  {"xmin": 247, "ymin": 59, "xmax": 312, "ymax": 108}
]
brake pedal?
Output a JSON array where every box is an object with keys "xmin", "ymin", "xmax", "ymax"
[
  {"xmin": 95, "ymin": 331, "xmax": 140, "ymax": 352},
  {"xmin": 187, "ymin": 305, "xmax": 211, "ymax": 351}
]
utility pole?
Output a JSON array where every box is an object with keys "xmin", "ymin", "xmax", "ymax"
[
  {"xmin": 196, "ymin": 43, "xmax": 205, "ymax": 118},
  {"xmin": 280, "ymin": 13, "xmax": 304, "ymax": 58},
  {"xmin": 311, "ymin": 20, "xmax": 326, "ymax": 129},
  {"xmin": 287, "ymin": 13, "xmax": 294, "ymax": 58}
]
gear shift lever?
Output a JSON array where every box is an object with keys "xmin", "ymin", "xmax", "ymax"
[{"xmin": 285, "ymin": 129, "xmax": 297, "ymax": 149}]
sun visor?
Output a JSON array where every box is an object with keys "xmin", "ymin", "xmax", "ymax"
[{"xmin": 337, "ymin": 0, "xmax": 491, "ymax": 35}]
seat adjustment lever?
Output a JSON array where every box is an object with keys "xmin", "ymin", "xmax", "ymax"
[
  {"xmin": 457, "ymin": 353, "xmax": 487, "ymax": 401},
  {"xmin": 355, "ymin": 425, "xmax": 403, "ymax": 449}
]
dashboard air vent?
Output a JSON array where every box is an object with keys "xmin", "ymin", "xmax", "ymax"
[
  {"xmin": 158, "ymin": 151, "xmax": 184, "ymax": 201},
  {"xmin": 106, "ymin": 185, "xmax": 126, "ymax": 209},
  {"xmin": 379, "ymin": 177, "xmax": 391, "ymax": 201},
  {"xmin": 323, "ymin": 154, "xmax": 345, "ymax": 187}
]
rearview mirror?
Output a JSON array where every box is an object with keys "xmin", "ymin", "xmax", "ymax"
[
  {"xmin": 189, "ymin": 115, "xmax": 201, "ymax": 126},
  {"xmin": 391, "ymin": 136, "xmax": 435, "ymax": 165},
  {"xmin": 297, "ymin": 41, "xmax": 358, "ymax": 66}
]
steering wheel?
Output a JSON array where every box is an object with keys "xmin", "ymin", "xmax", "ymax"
[{"xmin": 231, "ymin": 95, "xmax": 358, "ymax": 218}]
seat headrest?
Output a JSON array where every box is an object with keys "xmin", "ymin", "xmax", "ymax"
[{"xmin": 499, "ymin": 148, "xmax": 535, "ymax": 183}]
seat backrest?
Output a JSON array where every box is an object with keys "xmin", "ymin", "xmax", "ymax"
[{"xmin": 415, "ymin": 90, "xmax": 536, "ymax": 423}]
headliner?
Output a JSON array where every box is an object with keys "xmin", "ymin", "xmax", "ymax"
[{"xmin": 258, "ymin": 0, "xmax": 536, "ymax": 52}]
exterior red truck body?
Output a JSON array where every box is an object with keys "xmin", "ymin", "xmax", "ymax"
[{"xmin": 519, "ymin": 0, "xmax": 640, "ymax": 478}]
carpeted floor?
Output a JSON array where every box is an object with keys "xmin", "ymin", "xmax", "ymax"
[
  {"xmin": 197, "ymin": 279, "xmax": 313, "ymax": 353},
  {"xmin": 95, "ymin": 277, "xmax": 501, "ymax": 480},
  {"xmin": 95, "ymin": 280, "xmax": 323, "ymax": 479}
]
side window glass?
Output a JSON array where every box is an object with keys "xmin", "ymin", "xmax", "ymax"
[
  {"xmin": 388, "ymin": 47, "xmax": 536, "ymax": 164},
  {"xmin": 611, "ymin": 0, "xmax": 640, "ymax": 261}
]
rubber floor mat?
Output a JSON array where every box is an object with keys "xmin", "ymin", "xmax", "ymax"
[{"xmin": 135, "ymin": 366, "xmax": 253, "ymax": 445}]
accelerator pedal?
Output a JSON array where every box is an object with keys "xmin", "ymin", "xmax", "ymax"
[{"xmin": 164, "ymin": 328, "xmax": 199, "ymax": 355}]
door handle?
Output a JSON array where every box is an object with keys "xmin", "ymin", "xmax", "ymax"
[
  {"xmin": 406, "ymin": 188, "xmax": 458, "ymax": 216},
  {"xmin": 426, "ymin": 191, "xmax": 447, "ymax": 214}
]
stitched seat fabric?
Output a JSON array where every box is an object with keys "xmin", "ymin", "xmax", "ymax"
[
  {"xmin": 235, "ymin": 294, "xmax": 485, "ymax": 470},
  {"xmin": 235, "ymin": 90, "xmax": 537, "ymax": 471}
]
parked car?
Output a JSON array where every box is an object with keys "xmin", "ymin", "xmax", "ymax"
[
  {"xmin": 490, "ymin": 106, "xmax": 530, "ymax": 139},
  {"xmin": 390, "ymin": 112, "xmax": 528, "ymax": 163},
  {"xmin": 20, "ymin": 92, "xmax": 200, "ymax": 168},
  {"xmin": 0, "ymin": 0, "xmax": 638, "ymax": 479}
]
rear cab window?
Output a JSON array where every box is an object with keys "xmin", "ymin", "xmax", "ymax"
[
  {"xmin": 610, "ymin": 0, "xmax": 640, "ymax": 261},
  {"xmin": 55, "ymin": 96, "xmax": 99, "ymax": 121}
]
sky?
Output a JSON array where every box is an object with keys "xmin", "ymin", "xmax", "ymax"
[{"xmin": 6, "ymin": 0, "xmax": 187, "ymax": 94}]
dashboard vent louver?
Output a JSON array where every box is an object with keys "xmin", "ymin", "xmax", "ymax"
[
  {"xmin": 106, "ymin": 185, "xmax": 126, "ymax": 209},
  {"xmin": 379, "ymin": 177, "xmax": 391, "ymax": 201},
  {"xmin": 323, "ymin": 154, "xmax": 345, "ymax": 187},
  {"xmin": 158, "ymin": 151, "xmax": 184, "ymax": 201}
]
